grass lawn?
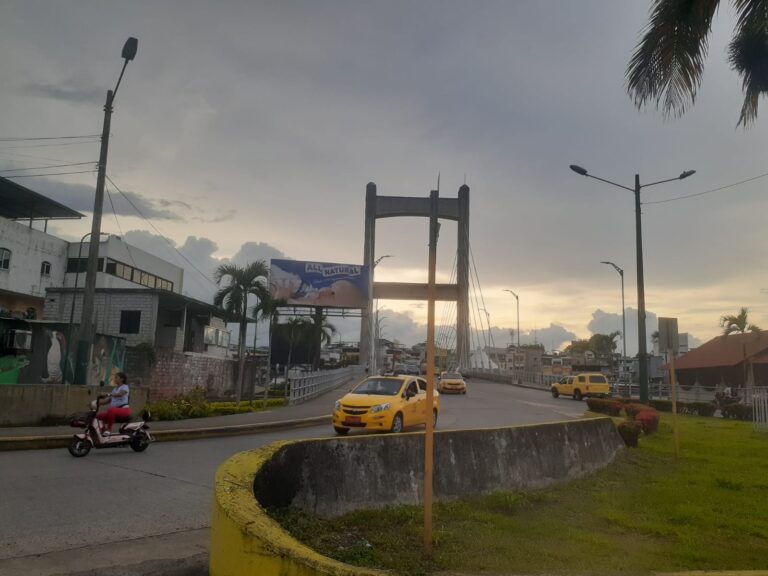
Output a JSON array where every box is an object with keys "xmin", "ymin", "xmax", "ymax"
[{"xmin": 270, "ymin": 414, "xmax": 768, "ymax": 575}]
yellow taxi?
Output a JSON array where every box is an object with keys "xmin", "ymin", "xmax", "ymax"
[
  {"xmin": 551, "ymin": 372, "xmax": 611, "ymax": 401},
  {"xmin": 332, "ymin": 375, "xmax": 440, "ymax": 435},
  {"xmin": 438, "ymin": 371, "xmax": 467, "ymax": 394}
]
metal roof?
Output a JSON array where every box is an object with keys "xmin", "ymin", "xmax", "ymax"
[
  {"xmin": 0, "ymin": 176, "xmax": 83, "ymax": 220},
  {"xmin": 675, "ymin": 331, "xmax": 768, "ymax": 370}
]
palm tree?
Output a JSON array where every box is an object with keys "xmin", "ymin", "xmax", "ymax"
[
  {"xmin": 720, "ymin": 307, "xmax": 761, "ymax": 335},
  {"xmin": 626, "ymin": 1, "xmax": 768, "ymax": 126},
  {"xmin": 214, "ymin": 261, "xmax": 269, "ymax": 403},
  {"xmin": 309, "ymin": 312, "xmax": 337, "ymax": 370}
]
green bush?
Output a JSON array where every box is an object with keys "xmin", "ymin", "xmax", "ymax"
[
  {"xmin": 681, "ymin": 402, "xmax": 717, "ymax": 417},
  {"xmin": 617, "ymin": 420, "xmax": 641, "ymax": 447},
  {"xmin": 649, "ymin": 400, "xmax": 672, "ymax": 412},
  {"xmin": 147, "ymin": 392, "xmax": 287, "ymax": 421},
  {"xmin": 721, "ymin": 403, "xmax": 753, "ymax": 421}
]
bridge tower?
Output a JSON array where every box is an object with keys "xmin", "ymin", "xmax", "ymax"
[{"xmin": 360, "ymin": 182, "xmax": 470, "ymax": 370}]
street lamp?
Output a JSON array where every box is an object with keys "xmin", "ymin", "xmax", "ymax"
[
  {"xmin": 77, "ymin": 37, "xmax": 138, "ymax": 384},
  {"xmin": 570, "ymin": 164, "xmax": 695, "ymax": 403},
  {"xmin": 503, "ymin": 289, "xmax": 520, "ymax": 348},
  {"xmin": 370, "ymin": 255, "xmax": 394, "ymax": 373},
  {"xmin": 600, "ymin": 261, "xmax": 626, "ymax": 360}
]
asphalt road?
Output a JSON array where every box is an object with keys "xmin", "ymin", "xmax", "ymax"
[{"xmin": 0, "ymin": 379, "xmax": 585, "ymax": 571}]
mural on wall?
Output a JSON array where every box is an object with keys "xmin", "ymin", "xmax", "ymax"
[
  {"xmin": 0, "ymin": 319, "xmax": 125, "ymax": 385},
  {"xmin": 89, "ymin": 334, "xmax": 126, "ymax": 387}
]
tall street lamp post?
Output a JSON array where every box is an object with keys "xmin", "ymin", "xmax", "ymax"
[
  {"xmin": 600, "ymin": 261, "xmax": 626, "ymax": 360},
  {"xmin": 76, "ymin": 37, "xmax": 138, "ymax": 385},
  {"xmin": 370, "ymin": 255, "xmax": 394, "ymax": 373},
  {"xmin": 570, "ymin": 165, "xmax": 695, "ymax": 404},
  {"xmin": 503, "ymin": 289, "xmax": 520, "ymax": 348}
]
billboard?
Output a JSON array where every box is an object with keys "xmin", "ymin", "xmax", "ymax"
[{"xmin": 269, "ymin": 259, "xmax": 368, "ymax": 308}]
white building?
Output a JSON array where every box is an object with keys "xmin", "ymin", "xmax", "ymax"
[{"xmin": 0, "ymin": 176, "xmax": 229, "ymax": 356}]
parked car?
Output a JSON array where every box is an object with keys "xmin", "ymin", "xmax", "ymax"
[
  {"xmin": 332, "ymin": 375, "xmax": 440, "ymax": 435},
  {"xmin": 551, "ymin": 372, "xmax": 610, "ymax": 400},
  {"xmin": 438, "ymin": 371, "xmax": 467, "ymax": 394}
]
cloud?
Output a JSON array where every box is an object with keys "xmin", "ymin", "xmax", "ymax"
[
  {"xmin": 28, "ymin": 178, "xmax": 236, "ymax": 223},
  {"xmin": 24, "ymin": 80, "xmax": 102, "ymax": 104}
]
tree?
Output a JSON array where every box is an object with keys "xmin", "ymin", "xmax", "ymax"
[
  {"xmin": 214, "ymin": 261, "xmax": 269, "ymax": 403},
  {"xmin": 589, "ymin": 332, "xmax": 621, "ymax": 358},
  {"xmin": 720, "ymin": 307, "xmax": 761, "ymax": 335},
  {"xmin": 308, "ymin": 310, "xmax": 336, "ymax": 370},
  {"xmin": 626, "ymin": 0, "xmax": 768, "ymax": 126}
]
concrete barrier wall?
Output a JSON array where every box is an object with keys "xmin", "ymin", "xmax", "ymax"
[
  {"xmin": 0, "ymin": 384, "xmax": 148, "ymax": 426},
  {"xmin": 211, "ymin": 418, "xmax": 623, "ymax": 575}
]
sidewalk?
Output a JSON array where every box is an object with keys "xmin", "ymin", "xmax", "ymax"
[{"xmin": 0, "ymin": 383, "xmax": 350, "ymax": 451}]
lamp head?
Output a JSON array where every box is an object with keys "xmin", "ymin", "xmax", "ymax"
[
  {"xmin": 679, "ymin": 170, "xmax": 696, "ymax": 180},
  {"xmin": 121, "ymin": 37, "xmax": 138, "ymax": 61},
  {"xmin": 569, "ymin": 164, "xmax": 588, "ymax": 176}
]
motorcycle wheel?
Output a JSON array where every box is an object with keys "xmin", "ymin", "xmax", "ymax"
[
  {"xmin": 68, "ymin": 436, "xmax": 91, "ymax": 458},
  {"xmin": 130, "ymin": 431, "xmax": 150, "ymax": 452}
]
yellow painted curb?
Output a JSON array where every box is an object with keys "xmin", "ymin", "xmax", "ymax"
[{"xmin": 210, "ymin": 439, "xmax": 390, "ymax": 576}]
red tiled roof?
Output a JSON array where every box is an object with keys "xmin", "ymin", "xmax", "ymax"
[{"xmin": 675, "ymin": 331, "xmax": 768, "ymax": 370}]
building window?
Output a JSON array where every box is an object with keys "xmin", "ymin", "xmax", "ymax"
[
  {"xmin": 119, "ymin": 310, "xmax": 142, "ymax": 334},
  {"xmin": 103, "ymin": 258, "xmax": 173, "ymax": 292},
  {"xmin": 41, "ymin": 261, "xmax": 51, "ymax": 276},
  {"xmin": 0, "ymin": 248, "xmax": 10, "ymax": 270},
  {"xmin": 66, "ymin": 258, "xmax": 104, "ymax": 273}
]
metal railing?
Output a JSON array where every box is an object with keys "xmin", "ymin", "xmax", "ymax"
[
  {"xmin": 465, "ymin": 368, "xmax": 560, "ymax": 389},
  {"xmin": 747, "ymin": 387, "xmax": 768, "ymax": 432},
  {"xmin": 288, "ymin": 365, "xmax": 366, "ymax": 405}
]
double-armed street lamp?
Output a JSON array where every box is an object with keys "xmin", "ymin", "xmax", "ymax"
[
  {"xmin": 569, "ymin": 164, "xmax": 695, "ymax": 403},
  {"xmin": 600, "ymin": 261, "xmax": 626, "ymax": 361},
  {"xmin": 76, "ymin": 37, "xmax": 138, "ymax": 384}
]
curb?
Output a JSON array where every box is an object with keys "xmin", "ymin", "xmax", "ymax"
[{"xmin": 0, "ymin": 415, "xmax": 330, "ymax": 452}]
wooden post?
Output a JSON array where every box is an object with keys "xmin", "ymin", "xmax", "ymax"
[
  {"xmin": 669, "ymin": 349, "xmax": 680, "ymax": 458},
  {"xmin": 424, "ymin": 189, "xmax": 438, "ymax": 555}
]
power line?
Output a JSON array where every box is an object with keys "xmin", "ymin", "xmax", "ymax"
[
  {"xmin": 0, "ymin": 134, "xmax": 100, "ymax": 142},
  {"xmin": 4, "ymin": 169, "xmax": 96, "ymax": 179},
  {"xmin": 106, "ymin": 174, "xmax": 218, "ymax": 288},
  {"xmin": 645, "ymin": 171, "xmax": 768, "ymax": 205},
  {"xmin": 0, "ymin": 161, "xmax": 97, "ymax": 173},
  {"xmin": 0, "ymin": 139, "xmax": 100, "ymax": 150}
]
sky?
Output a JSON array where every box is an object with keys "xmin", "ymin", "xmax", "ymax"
[{"xmin": 2, "ymin": 1, "xmax": 767, "ymax": 353}]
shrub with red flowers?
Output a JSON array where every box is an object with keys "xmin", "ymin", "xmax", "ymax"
[
  {"xmin": 635, "ymin": 409, "xmax": 660, "ymax": 434},
  {"xmin": 586, "ymin": 398, "xmax": 623, "ymax": 416},
  {"xmin": 617, "ymin": 420, "xmax": 641, "ymax": 447},
  {"xmin": 624, "ymin": 403, "xmax": 652, "ymax": 419}
]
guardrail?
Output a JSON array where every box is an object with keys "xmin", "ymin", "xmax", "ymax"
[
  {"xmin": 465, "ymin": 368, "xmax": 560, "ymax": 389},
  {"xmin": 287, "ymin": 365, "xmax": 366, "ymax": 405}
]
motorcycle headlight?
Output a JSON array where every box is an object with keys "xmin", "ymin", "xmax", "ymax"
[
  {"xmin": 334, "ymin": 400, "xmax": 341, "ymax": 411},
  {"xmin": 371, "ymin": 403, "xmax": 391, "ymax": 414}
]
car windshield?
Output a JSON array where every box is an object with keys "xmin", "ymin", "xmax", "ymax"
[
  {"xmin": 352, "ymin": 378, "xmax": 403, "ymax": 396},
  {"xmin": 444, "ymin": 373, "xmax": 462, "ymax": 379}
]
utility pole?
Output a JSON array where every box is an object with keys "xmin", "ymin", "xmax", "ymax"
[{"xmin": 76, "ymin": 38, "xmax": 137, "ymax": 384}]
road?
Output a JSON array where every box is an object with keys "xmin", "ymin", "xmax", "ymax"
[{"xmin": 0, "ymin": 379, "xmax": 585, "ymax": 573}]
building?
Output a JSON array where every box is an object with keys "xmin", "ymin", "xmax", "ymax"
[
  {"xmin": 674, "ymin": 332, "xmax": 768, "ymax": 388},
  {"xmin": 0, "ymin": 176, "xmax": 80, "ymax": 318},
  {"xmin": 0, "ymin": 178, "xmax": 232, "ymax": 390}
]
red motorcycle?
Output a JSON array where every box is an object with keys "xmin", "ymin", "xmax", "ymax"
[{"xmin": 68, "ymin": 395, "xmax": 152, "ymax": 457}]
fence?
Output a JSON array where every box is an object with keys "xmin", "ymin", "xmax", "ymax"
[
  {"xmin": 747, "ymin": 386, "xmax": 768, "ymax": 432},
  {"xmin": 465, "ymin": 368, "xmax": 560, "ymax": 389},
  {"xmin": 288, "ymin": 365, "xmax": 366, "ymax": 405}
]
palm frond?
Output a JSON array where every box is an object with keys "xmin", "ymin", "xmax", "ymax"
[
  {"xmin": 728, "ymin": 0, "xmax": 768, "ymax": 126},
  {"xmin": 626, "ymin": 0, "xmax": 721, "ymax": 118}
]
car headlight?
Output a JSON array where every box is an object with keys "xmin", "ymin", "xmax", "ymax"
[
  {"xmin": 334, "ymin": 400, "xmax": 341, "ymax": 411},
  {"xmin": 370, "ymin": 403, "xmax": 391, "ymax": 413}
]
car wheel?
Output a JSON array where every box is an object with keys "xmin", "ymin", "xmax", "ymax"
[
  {"xmin": 573, "ymin": 389, "xmax": 583, "ymax": 401},
  {"xmin": 551, "ymin": 387, "xmax": 560, "ymax": 398},
  {"xmin": 333, "ymin": 426, "xmax": 349, "ymax": 435},
  {"xmin": 390, "ymin": 412, "xmax": 404, "ymax": 434}
]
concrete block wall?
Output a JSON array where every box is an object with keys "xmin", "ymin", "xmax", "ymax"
[
  {"xmin": 126, "ymin": 348, "xmax": 237, "ymax": 400},
  {"xmin": 45, "ymin": 291, "xmax": 158, "ymax": 347}
]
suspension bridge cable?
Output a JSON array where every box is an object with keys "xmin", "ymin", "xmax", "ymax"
[
  {"xmin": 0, "ymin": 134, "xmax": 100, "ymax": 141},
  {"xmin": 4, "ymin": 169, "xmax": 96, "ymax": 178},
  {"xmin": 0, "ymin": 161, "xmax": 97, "ymax": 173}
]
